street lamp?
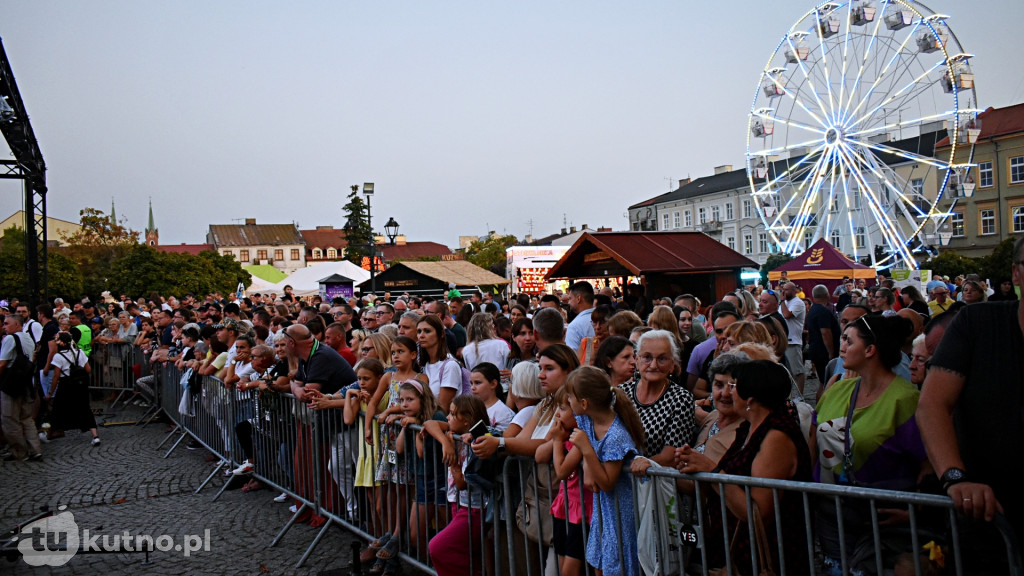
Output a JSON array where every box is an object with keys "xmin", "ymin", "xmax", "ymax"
[{"xmin": 384, "ymin": 217, "xmax": 400, "ymax": 245}]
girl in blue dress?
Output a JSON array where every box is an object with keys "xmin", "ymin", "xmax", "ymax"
[{"xmin": 566, "ymin": 366, "xmax": 645, "ymax": 576}]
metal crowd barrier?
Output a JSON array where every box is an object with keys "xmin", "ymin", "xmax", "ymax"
[
  {"xmin": 140, "ymin": 349, "xmax": 1021, "ymax": 576},
  {"xmin": 87, "ymin": 342, "xmax": 137, "ymax": 406}
]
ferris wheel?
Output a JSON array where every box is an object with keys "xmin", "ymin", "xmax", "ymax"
[{"xmin": 746, "ymin": 0, "xmax": 979, "ymax": 269}]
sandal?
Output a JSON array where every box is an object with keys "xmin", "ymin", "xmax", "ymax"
[
  {"xmin": 361, "ymin": 533, "xmax": 391, "ymax": 564},
  {"xmin": 381, "ymin": 558, "xmax": 401, "ymax": 576},
  {"xmin": 368, "ymin": 557, "xmax": 388, "ymax": 575},
  {"xmin": 376, "ymin": 537, "xmax": 399, "ymax": 560}
]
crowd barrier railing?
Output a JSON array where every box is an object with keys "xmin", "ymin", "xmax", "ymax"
[
  {"xmin": 137, "ymin": 348, "xmax": 1020, "ymax": 575},
  {"xmin": 87, "ymin": 342, "xmax": 138, "ymax": 406}
]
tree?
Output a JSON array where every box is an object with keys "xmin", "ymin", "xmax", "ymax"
[
  {"xmin": 107, "ymin": 245, "xmax": 251, "ymax": 297},
  {"xmin": 759, "ymin": 253, "xmax": 794, "ymax": 287},
  {"xmin": 465, "ymin": 234, "xmax": 518, "ymax": 277},
  {"xmin": 60, "ymin": 207, "xmax": 140, "ymax": 296},
  {"xmin": 341, "ymin": 185, "xmax": 373, "ymax": 267},
  {"xmin": 976, "ymin": 237, "xmax": 1018, "ymax": 283},
  {"xmin": 0, "ymin": 227, "xmax": 82, "ymax": 300},
  {"xmin": 922, "ymin": 250, "xmax": 978, "ymax": 280}
]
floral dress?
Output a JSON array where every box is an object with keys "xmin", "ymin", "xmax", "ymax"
[
  {"xmin": 374, "ymin": 375, "xmax": 413, "ymax": 485},
  {"xmin": 578, "ymin": 414, "xmax": 640, "ymax": 576}
]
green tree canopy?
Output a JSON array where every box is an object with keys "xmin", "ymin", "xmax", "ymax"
[
  {"xmin": 60, "ymin": 207, "xmax": 140, "ymax": 296},
  {"xmin": 465, "ymin": 234, "xmax": 518, "ymax": 277},
  {"xmin": 921, "ymin": 250, "xmax": 979, "ymax": 280},
  {"xmin": 0, "ymin": 226, "xmax": 81, "ymax": 301},
  {"xmin": 759, "ymin": 253, "xmax": 794, "ymax": 287},
  {"xmin": 108, "ymin": 245, "xmax": 251, "ymax": 297},
  {"xmin": 341, "ymin": 185, "xmax": 373, "ymax": 267},
  {"xmin": 976, "ymin": 237, "xmax": 1018, "ymax": 283}
]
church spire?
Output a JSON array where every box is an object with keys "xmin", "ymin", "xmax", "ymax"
[
  {"xmin": 110, "ymin": 198, "xmax": 117, "ymax": 227},
  {"xmin": 144, "ymin": 197, "xmax": 159, "ymax": 247}
]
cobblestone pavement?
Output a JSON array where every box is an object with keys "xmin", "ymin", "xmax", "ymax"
[{"xmin": 2, "ymin": 402, "xmax": 359, "ymax": 576}]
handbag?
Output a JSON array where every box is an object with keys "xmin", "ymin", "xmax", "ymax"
[
  {"xmin": 515, "ymin": 460, "xmax": 554, "ymax": 546},
  {"xmin": 709, "ymin": 501, "xmax": 776, "ymax": 576}
]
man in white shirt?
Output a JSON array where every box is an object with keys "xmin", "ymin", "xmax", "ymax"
[
  {"xmin": 780, "ymin": 282, "xmax": 807, "ymax": 394},
  {"xmin": 564, "ymin": 281, "xmax": 595, "ymax": 351},
  {"xmin": 0, "ymin": 313, "xmax": 41, "ymax": 461}
]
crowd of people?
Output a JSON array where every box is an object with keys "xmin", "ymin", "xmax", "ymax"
[{"xmin": 1, "ymin": 237, "xmax": 1021, "ymax": 576}]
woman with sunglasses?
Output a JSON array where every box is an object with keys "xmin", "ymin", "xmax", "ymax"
[{"xmin": 813, "ymin": 314, "xmax": 928, "ymax": 574}]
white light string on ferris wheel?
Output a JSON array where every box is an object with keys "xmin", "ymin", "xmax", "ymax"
[
  {"xmin": 762, "ymin": 69, "xmax": 830, "ymax": 129},
  {"xmin": 752, "ymin": 108, "xmax": 828, "ymax": 139},
  {"xmin": 856, "ymin": 139, "xmax": 953, "ymax": 171},
  {"xmin": 838, "ymin": 15, "xmax": 925, "ymax": 127},
  {"xmin": 835, "ymin": 142, "xmax": 917, "ymax": 267},
  {"xmin": 839, "ymin": 140, "xmax": 934, "ymax": 222},
  {"xmin": 751, "ymin": 142, "xmax": 828, "ymax": 203},
  {"xmin": 783, "ymin": 33, "xmax": 834, "ymax": 124},
  {"xmin": 845, "ymin": 59, "xmax": 948, "ymax": 134},
  {"xmin": 778, "ymin": 147, "xmax": 838, "ymax": 253},
  {"xmin": 845, "ymin": 110, "xmax": 965, "ymax": 141},
  {"xmin": 836, "ymin": 1, "xmax": 885, "ymax": 119},
  {"xmin": 810, "ymin": 8, "xmax": 841, "ymax": 123},
  {"xmin": 749, "ymin": 135, "xmax": 827, "ymax": 159}
]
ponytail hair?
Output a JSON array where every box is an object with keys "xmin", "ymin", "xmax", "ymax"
[{"xmin": 566, "ymin": 366, "xmax": 645, "ymax": 456}]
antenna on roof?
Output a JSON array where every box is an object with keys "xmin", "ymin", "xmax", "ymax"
[
  {"xmin": 230, "ymin": 218, "xmax": 245, "ymax": 224},
  {"xmin": 526, "ymin": 218, "xmax": 534, "ymax": 237},
  {"xmin": 665, "ymin": 177, "xmax": 673, "ymax": 190}
]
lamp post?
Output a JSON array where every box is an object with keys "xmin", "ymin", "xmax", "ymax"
[{"xmin": 384, "ymin": 217, "xmax": 400, "ymax": 245}]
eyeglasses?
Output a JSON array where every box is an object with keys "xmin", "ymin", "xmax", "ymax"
[
  {"xmin": 375, "ymin": 311, "xmax": 387, "ymax": 315},
  {"xmin": 638, "ymin": 354, "xmax": 674, "ymax": 367},
  {"xmin": 361, "ymin": 346, "xmax": 374, "ymax": 353},
  {"xmin": 857, "ymin": 315, "xmax": 876, "ymax": 342}
]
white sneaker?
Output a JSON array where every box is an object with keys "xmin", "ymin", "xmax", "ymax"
[
  {"xmin": 91, "ymin": 437, "xmax": 101, "ymax": 446},
  {"xmin": 274, "ymin": 492, "xmax": 288, "ymax": 503},
  {"xmin": 38, "ymin": 432, "xmax": 50, "ymax": 444},
  {"xmin": 231, "ymin": 460, "xmax": 254, "ymax": 476}
]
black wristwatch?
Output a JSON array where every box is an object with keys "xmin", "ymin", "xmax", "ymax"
[{"xmin": 940, "ymin": 467, "xmax": 967, "ymax": 491}]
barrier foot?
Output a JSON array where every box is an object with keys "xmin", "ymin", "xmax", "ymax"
[
  {"xmin": 137, "ymin": 406, "xmax": 163, "ymax": 427},
  {"xmin": 109, "ymin": 390, "xmax": 130, "ymax": 410},
  {"xmin": 296, "ymin": 516, "xmax": 335, "ymax": 568},
  {"xmin": 197, "ymin": 460, "xmax": 229, "ymax": 494},
  {"xmin": 270, "ymin": 503, "xmax": 308, "ymax": 548},
  {"xmin": 163, "ymin": 431, "xmax": 187, "ymax": 459},
  {"xmin": 156, "ymin": 426, "xmax": 179, "ymax": 450}
]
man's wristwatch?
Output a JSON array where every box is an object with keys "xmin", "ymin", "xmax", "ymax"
[
  {"xmin": 497, "ymin": 437, "xmax": 506, "ymax": 453},
  {"xmin": 940, "ymin": 467, "xmax": 967, "ymax": 491}
]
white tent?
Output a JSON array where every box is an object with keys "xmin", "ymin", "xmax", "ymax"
[
  {"xmin": 272, "ymin": 261, "xmax": 371, "ymax": 297},
  {"xmin": 245, "ymin": 275, "xmax": 278, "ymax": 294}
]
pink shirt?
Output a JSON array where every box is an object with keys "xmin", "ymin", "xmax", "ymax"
[{"xmin": 549, "ymin": 440, "xmax": 594, "ymax": 524}]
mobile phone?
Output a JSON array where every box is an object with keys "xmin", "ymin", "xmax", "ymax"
[{"xmin": 469, "ymin": 419, "xmax": 488, "ymax": 439}]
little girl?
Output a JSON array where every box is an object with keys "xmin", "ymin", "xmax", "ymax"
[
  {"xmin": 469, "ymin": 362, "xmax": 515, "ymax": 432},
  {"xmin": 423, "ymin": 394, "xmax": 491, "ymax": 576},
  {"xmin": 362, "ymin": 337, "xmax": 427, "ymax": 567},
  {"xmin": 342, "ymin": 359, "xmax": 386, "ymax": 536},
  {"xmin": 537, "ymin": 386, "xmax": 593, "ymax": 576},
  {"xmin": 392, "ymin": 380, "xmax": 448, "ymax": 557},
  {"xmin": 567, "ymin": 366, "xmax": 645, "ymax": 576}
]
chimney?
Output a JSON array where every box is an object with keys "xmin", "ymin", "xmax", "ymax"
[
  {"xmin": 244, "ymin": 218, "xmax": 256, "ymax": 225},
  {"xmin": 678, "ymin": 178, "xmax": 691, "ymax": 188},
  {"xmin": 561, "ymin": 228, "xmax": 567, "ymax": 235},
  {"xmin": 713, "ymin": 165, "xmax": 733, "ymax": 175},
  {"xmin": 581, "ymin": 223, "xmax": 588, "ymax": 231},
  {"xmin": 597, "ymin": 227, "xmax": 612, "ymax": 232},
  {"xmin": 570, "ymin": 226, "xmax": 577, "ymax": 233},
  {"xmin": 525, "ymin": 234, "xmax": 533, "ymax": 243},
  {"xmin": 316, "ymin": 225, "xmax": 332, "ymax": 230}
]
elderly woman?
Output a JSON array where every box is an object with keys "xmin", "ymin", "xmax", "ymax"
[
  {"xmin": 960, "ymin": 280, "xmax": 987, "ymax": 304},
  {"xmin": 594, "ymin": 336, "xmax": 636, "ymax": 387},
  {"xmin": 622, "ymin": 330, "xmax": 697, "ymax": 468},
  {"xmin": 814, "ymin": 314, "xmax": 926, "ymax": 574},
  {"xmin": 677, "ymin": 360, "xmax": 812, "ymax": 575},
  {"xmin": 688, "ymin": 352, "xmax": 748, "ymax": 464}
]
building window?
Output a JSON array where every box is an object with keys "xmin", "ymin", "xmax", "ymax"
[
  {"xmin": 698, "ymin": 208, "xmax": 707, "ymax": 224},
  {"xmin": 327, "ymin": 247, "xmax": 338, "ymax": 259},
  {"xmin": 673, "ymin": 211, "xmax": 680, "ymax": 229},
  {"xmin": 662, "ymin": 213, "xmax": 670, "ymax": 230},
  {"xmin": 291, "ymin": 248, "xmax": 300, "ymax": 260},
  {"xmin": 632, "ymin": 222, "xmax": 639, "ymax": 231},
  {"xmin": 274, "ymin": 249, "xmax": 284, "ymax": 260},
  {"xmin": 1010, "ymin": 156, "xmax": 1024, "ymax": 184},
  {"xmin": 830, "ymin": 197, "xmax": 839, "ymax": 213},
  {"xmin": 727, "ymin": 236, "xmax": 736, "ymax": 250},
  {"xmin": 711, "ymin": 205, "xmax": 721, "ymax": 221},
  {"xmin": 804, "ymin": 231, "xmax": 813, "ymax": 250},
  {"xmin": 855, "ymin": 227, "xmax": 866, "ymax": 249},
  {"xmin": 726, "ymin": 202, "xmax": 734, "ymax": 220},
  {"xmin": 222, "ymin": 250, "xmax": 234, "ymax": 259},
  {"xmin": 851, "ymin": 187, "xmax": 862, "ymax": 209},
  {"xmin": 980, "ymin": 209, "xmax": 996, "ymax": 235},
  {"xmin": 257, "ymin": 249, "xmax": 268, "ymax": 261},
  {"xmin": 239, "ymin": 249, "xmax": 250, "ymax": 262},
  {"xmin": 312, "ymin": 248, "xmax": 323, "ymax": 259},
  {"xmin": 759, "ymin": 233, "xmax": 769, "ymax": 253},
  {"xmin": 979, "ymin": 161, "xmax": 993, "ymax": 188},
  {"xmin": 1013, "ymin": 206, "xmax": 1024, "ymax": 233},
  {"xmin": 950, "ymin": 211, "xmax": 965, "ymax": 237},
  {"xmin": 911, "ymin": 178, "xmax": 924, "ymax": 197},
  {"xmin": 744, "ymin": 234, "xmax": 753, "ymax": 254},
  {"xmin": 684, "ymin": 210, "xmax": 692, "ymax": 227},
  {"xmin": 831, "ymin": 229, "xmax": 841, "ymax": 249},
  {"xmin": 743, "ymin": 199, "xmax": 752, "ymax": 219}
]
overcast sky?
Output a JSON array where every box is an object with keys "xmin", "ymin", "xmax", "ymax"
[{"xmin": 2, "ymin": 1, "xmax": 1022, "ymax": 248}]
